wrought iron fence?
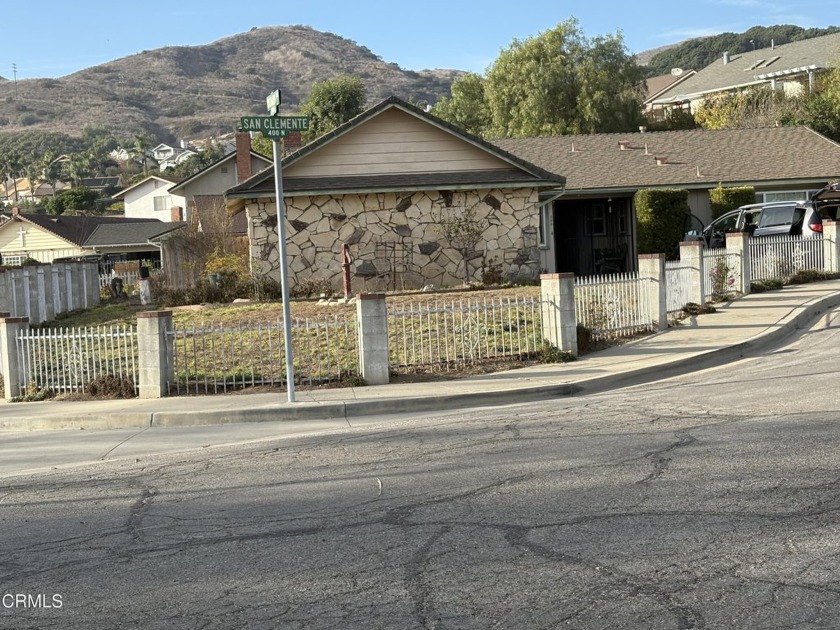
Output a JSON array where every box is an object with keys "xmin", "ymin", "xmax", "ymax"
[
  {"xmin": 388, "ymin": 296, "xmax": 544, "ymax": 372},
  {"xmin": 574, "ymin": 272, "xmax": 654, "ymax": 340},
  {"xmin": 167, "ymin": 316, "xmax": 358, "ymax": 394},
  {"xmin": 16, "ymin": 325, "xmax": 138, "ymax": 394},
  {"xmin": 703, "ymin": 248, "xmax": 741, "ymax": 300},
  {"xmin": 749, "ymin": 235, "xmax": 823, "ymax": 281},
  {"xmin": 665, "ymin": 260, "xmax": 693, "ymax": 314}
]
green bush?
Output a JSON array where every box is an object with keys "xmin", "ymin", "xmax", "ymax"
[
  {"xmin": 709, "ymin": 184, "xmax": 756, "ymax": 219},
  {"xmin": 634, "ymin": 189, "xmax": 690, "ymax": 260}
]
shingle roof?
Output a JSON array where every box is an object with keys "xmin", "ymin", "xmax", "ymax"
[
  {"xmin": 113, "ymin": 175, "xmax": 182, "ymax": 199},
  {"xmin": 168, "ymin": 151, "xmax": 272, "ymax": 195},
  {"xmin": 493, "ymin": 126, "xmax": 840, "ymax": 193},
  {"xmin": 12, "ymin": 214, "xmax": 162, "ymax": 247},
  {"xmin": 227, "ymin": 96, "xmax": 565, "ymax": 198},
  {"xmin": 83, "ymin": 221, "xmax": 185, "ymax": 247},
  {"xmin": 651, "ymin": 32, "xmax": 840, "ymax": 104}
]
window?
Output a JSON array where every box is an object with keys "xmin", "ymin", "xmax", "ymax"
[
  {"xmin": 2, "ymin": 254, "xmax": 24, "ymax": 266},
  {"xmin": 538, "ymin": 204, "xmax": 550, "ymax": 247},
  {"xmin": 761, "ymin": 191, "xmax": 809, "ymax": 203},
  {"xmin": 758, "ymin": 205, "xmax": 797, "ymax": 228},
  {"xmin": 587, "ymin": 204, "xmax": 607, "ymax": 236},
  {"xmin": 153, "ymin": 196, "xmax": 172, "ymax": 212}
]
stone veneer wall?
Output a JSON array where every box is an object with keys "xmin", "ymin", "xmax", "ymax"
[{"xmin": 246, "ymin": 187, "xmax": 542, "ymax": 291}]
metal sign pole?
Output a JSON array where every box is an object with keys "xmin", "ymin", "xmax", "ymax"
[{"xmin": 272, "ymin": 138, "xmax": 296, "ymax": 403}]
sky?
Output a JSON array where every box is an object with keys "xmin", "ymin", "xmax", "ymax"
[{"xmin": 2, "ymin": 0, "xmax": 839, "ymax": 80}]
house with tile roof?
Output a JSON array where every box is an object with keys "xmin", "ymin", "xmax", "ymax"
[
  {"xmin": 496, "ymin": 126, "xmax": 840, "ymax": 274},
  {"xmin": 0, "ymin": 208, "xmax": 181, "ymax": 266},
  {"xmin": 225, "ymin": 97, "xmax": 566, "ymax": 290},
  {"xmin": 647, "ymin": 32, "xmax": 840, "ymax": 116}
]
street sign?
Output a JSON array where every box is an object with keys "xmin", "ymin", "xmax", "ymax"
[
  {"xmin": 239, "ymin": 115, "xmax": 309, "ymax": 139},
  {"xmin": 266, "ymin": 90, "xmax": 281, "ymax": 116}
]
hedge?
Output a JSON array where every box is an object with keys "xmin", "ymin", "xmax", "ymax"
[{"xmin": 635, "ymin": 188, "xmax": 689, "ymax": 260}]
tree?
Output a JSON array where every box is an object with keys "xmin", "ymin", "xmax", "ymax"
[
  {"xmin": 131, "ymin": 133, "xmax": 152, "ymax": 176},
  {"xmin": 300, "ymin": 75, "xmax": 367, "ymax": 141},
  {"xmin": 434, "ymin": 202, "xmax": 486, "ymax": 284},
  {"xmin": 429, "ymin": 73, "xmax": 490, "ymax": 136},
  {"xmin": 46, "ymin": 187, "xmax": 100, "ymax": 215},
  {"xmin": 432, "ymin": 19, "xmax": 646, "ymax": 138}
]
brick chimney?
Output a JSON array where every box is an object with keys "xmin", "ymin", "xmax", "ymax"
[
  {"xmin": 284, "ymin": 131, "xmax": 303, "ymax": 154},
  {"xmin": 235, "ymin": 132, "xmax": 253, "ymax": 183},
  {"xmin": 11, "ymin": 207, "xmax": 20, "ymax": 217},
  {"xmin": 171, "ymin": 206, "xmax": 183, "ymax": 222}
]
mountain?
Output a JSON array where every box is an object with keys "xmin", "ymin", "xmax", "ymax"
[{"xmin": 0, "ymin": 25, "xmax": 462, "ymax": 143}]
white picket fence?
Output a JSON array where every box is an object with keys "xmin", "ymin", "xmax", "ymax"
[
  {"xmin": 99, "ymin": 271, "xmax": 141, "ymax": 289},
  {"xmin": 703, "ymin": 248, "xmax": 741, "ymax": 300},
  {"xmin": 749, "ymin": 235, "xmax": 824, "ymax": 281},
  {"xmin": 388, "ymin": 296, "xmax": 544, "ymax": 371},
  {"xmin": 166, "ymin": 316, "xmax": 358, "ymax": 394},
  {"xmin": 16, "ymin": 325, "xmax": 138, "ymax": 394},
  {"xmin": 574, "ymin": 272, "xmax": 655, "ymax": 340},
  {"xmin": 665, "ymin": 260, "xmax": 693, "ymax": 313}
]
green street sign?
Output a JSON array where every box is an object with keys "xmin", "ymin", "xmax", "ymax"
[
  {"xmin": 266, "ymin": 90, "xmax": 281, "ymax": 115},
  {"xmin": 239, "ymin": 116, "xmax": 309, "ymax": 139}
]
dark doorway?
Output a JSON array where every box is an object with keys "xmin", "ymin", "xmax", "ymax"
[{"xmin": 553, "ymin": 197, "xmax": 634, "ymax": 276}]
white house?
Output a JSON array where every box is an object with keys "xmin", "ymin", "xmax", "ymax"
[{"xmin": 113, "ymin": 175, "xmax": 185, "ymax": 221}]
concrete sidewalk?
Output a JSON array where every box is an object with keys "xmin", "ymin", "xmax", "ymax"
[{"xmin": 3, "ymin": 280, "xmax": 840, "ymax": 433}]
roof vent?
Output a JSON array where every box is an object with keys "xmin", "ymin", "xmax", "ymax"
[
  {"xmin": 570, "ymin": 142, "xmax": 577, "ymax": 153},
  {"xmin": 639, "ymin": 125, "xmax": 647, "ymax": 133},
  {"xmin": 618, "ymin": 140, "xmax": 631, "ymax": 150},
  {"xmin": 696, "ymin": 166, "xmax": 702, "ymax": 177},
  {"xmin": 654, "ymin": 156, "xmax": 667, "ymax": 166},
  {"xmin": 644, "ymin": 143, "xmax": 651, "ymax": 155},
  {"xmin": 723, "ymin": 51, "xmax": 731, "ymax": 64}
]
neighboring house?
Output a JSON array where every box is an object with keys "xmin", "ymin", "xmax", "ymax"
[
  {"xmin": 152, "ymin": 143, "xmax": 197, "ymax": 171},
  {"xmin": 168, "ymin": 133, "xmax": 272, "ymax": 223},
  {"xmin": 84, "ymin": 221, "xmax": 185, "ymax": 261},
  {"xmin": 643, "ymin": 69, "xmax": 697, "ymax": 118},
  {"xmin": 226, "ymin": 97, "xmax": 566, "ymax": 291},
  {"xmin": 79, "ymin": 177, "xmax": 122, "ymax": 195},
  {"xmin": 648, "ymin": 32, "xmax": 840, "ymax": 115},
  {"xmin": 495, "ymin": 126, "xmax": 840, "ymax": 275},
  {"xmin": 0, "ymin": 178, "xmax": 70, "ymax": 205},
  {"xmin": 0, "ymin": 208, "xmax": 168, "ymax": 265},
  {"xmin": 113, "ymin": 175, "xmax": 185, "ymax": 221}
]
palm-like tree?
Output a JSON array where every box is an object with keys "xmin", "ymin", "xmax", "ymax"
[{"xmin": 131, "ymin": 133, "xmax": 151, "ymax": 177}]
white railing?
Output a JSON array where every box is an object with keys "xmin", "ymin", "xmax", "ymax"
[
  {"xmin": 167, "ymin": 315, "xmax": 358, "ymax": 394},
  {"xmin": 100, "ymin": 271, "xmax": 140, "ymax": 289},
  {"xmin": 703, "ymin": 248, "xmax": 741, "ymax": 300},
  {"xmin": 574, "ymin": 272, "xmax": 654, "ymax": 340},
  {"xmin": 16, "ymin": 325, "xmax": 138, "ymax": 394},
  {"xmin": 665, "ymin": 260, "xmax": 693, "ymax": 313},
  {"xmin": 749, "ymin": 235, "xmax": 824, "ymax": 281},
  {"xmin": 388, "ymin": 296, "xmax": 544, "ymax": 371}
]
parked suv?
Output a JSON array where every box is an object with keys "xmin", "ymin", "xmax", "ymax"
[{"xmin": 691, "ymin": 182, "xmax": 840, "ymax": 248}]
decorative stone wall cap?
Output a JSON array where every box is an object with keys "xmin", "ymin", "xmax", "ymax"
[
  {"xmin": 679, "ymin": 240, "xmax": 703, "ymax": 247},
  {"xmin": 824, "ymin": 219, "xmax": 838, "ymax": 226},
  {"xmin": 357, "ymin": 293, "xmax": 386, "ymax": 300},
  {"xmin": 540, "ymin": 273, "xmax": 575, "ymax": 280},
  {"xmin": 0, "ymin": 317, "xmax": 29, "ymax": 324},
  {"xmin": 137, "ymin": 310, "xmax": 173, "ymax": 319},
  {"xmin": 638, "ymin": 253, "xmax": 665, "ymax": 260}
]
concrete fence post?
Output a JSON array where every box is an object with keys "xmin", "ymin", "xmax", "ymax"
[
  {"xmin": 355, "ymin": 294, "xmax": 390, "ymax": 385},
  {"xmin": 823, "ymin": 220, "xmax": 840, "ymax": 274},
  {"xmin": 679, "ymin": 240, "xmax": 706, "ymax": 305},
  {"xmin": 539, "ymin": 273, "xmax": 578, "ymax": 356},
  {"xmin": 0, "ymin": 316, "xmax": 29, "ymax": 400},
  {"xmin": 725, "ymin": 231, "xmax": 751, "ymax": 295},
  {"xmin": 0, "ymin": 270, "xmax": 10, "ymax": 314},
  {"xmin": 35, "ymin": 265, "xmax": 55, "ymax": 324},
  {"xmin": 51, "ymin": 264, "xmax": 64, "ymax": 316},
  {"xmin": 137, "ymin": 310, "xmax": 174, "ymax": 399},
  {"xmin": 637, "ymin": 254, "xmax": 667, "ymax": 331}
]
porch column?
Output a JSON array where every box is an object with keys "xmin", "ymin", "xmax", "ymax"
[{"xmin": 679, "ymin": 240, "xmax": 706, "ymax": 306}]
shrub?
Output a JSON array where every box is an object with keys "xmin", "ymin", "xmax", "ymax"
[
  {"xmin": 576, "ymin": 324, "xmax": 594, "ymax": 354},
  {"xmin": 87, "ymin": 374, "xmax": 136, "ymax": 398},
  {"xmin": 709, "ymin": 185, "xmax": 756, "ymax": 219},
  {"xmin": 634, "ymin": 188, "xmax": 690, "ymax": 260},
  {"xmin": 538, "ymin": 341, "xmax": 576, "ymax": 363},
  {"xmin": 290, "ymin": 278, "xmax": 334, "ymax": 298}
]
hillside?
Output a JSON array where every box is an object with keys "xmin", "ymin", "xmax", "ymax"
[{"xmin": 0, "ymin": 25, "xmax": 462, "ymax": 143}]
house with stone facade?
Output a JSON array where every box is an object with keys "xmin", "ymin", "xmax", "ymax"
[{"xmin": 225, "ymin": 97, "xmax": 566, "ymax": 291}]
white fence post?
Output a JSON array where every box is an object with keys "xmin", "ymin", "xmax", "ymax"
[
  {"xmin": 137, "ymin": 310, "xmax": 173, "ymax": 399},
  {"xmin": 823, "ymin": 220, "xmax": 840, "ymax": 274},
  {"xmin": 725, "ymin": 231, "xmax": 751, "ymax": 295},
  {"xmin": 0, "ymin": 270, "xmax": 10, "ymax": 314},
  {"xmin": 540, "ymin": 273, "xmax": 578, "ymax": 356},
  {"xmin": 638, "ymin": 254, "xmax": 667, "ymax": 331},
  {"xmin": 679, "ymin": 240, "xmax": 706, "ymax": 305},
  {"xmin": 0, "ymin": 315, "xmax": 28, "ymax": 400},
  {"xmin": 356, "ymin": 294, "xmax": 389, "ymax": 385}
]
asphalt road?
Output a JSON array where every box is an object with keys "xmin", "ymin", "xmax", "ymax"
[{"xmin": 3, "ymin": 309, "xmax": 840, "ymax": 629}]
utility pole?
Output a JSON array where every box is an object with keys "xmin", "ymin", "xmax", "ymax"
[{"xmin": 11, "ymin": 63, "xmax": 17, "ymax": 100}]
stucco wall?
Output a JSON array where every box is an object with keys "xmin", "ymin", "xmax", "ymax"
[{"xmin": 246, "ymin": 188, "xmax": 542, "ymax": 291}]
